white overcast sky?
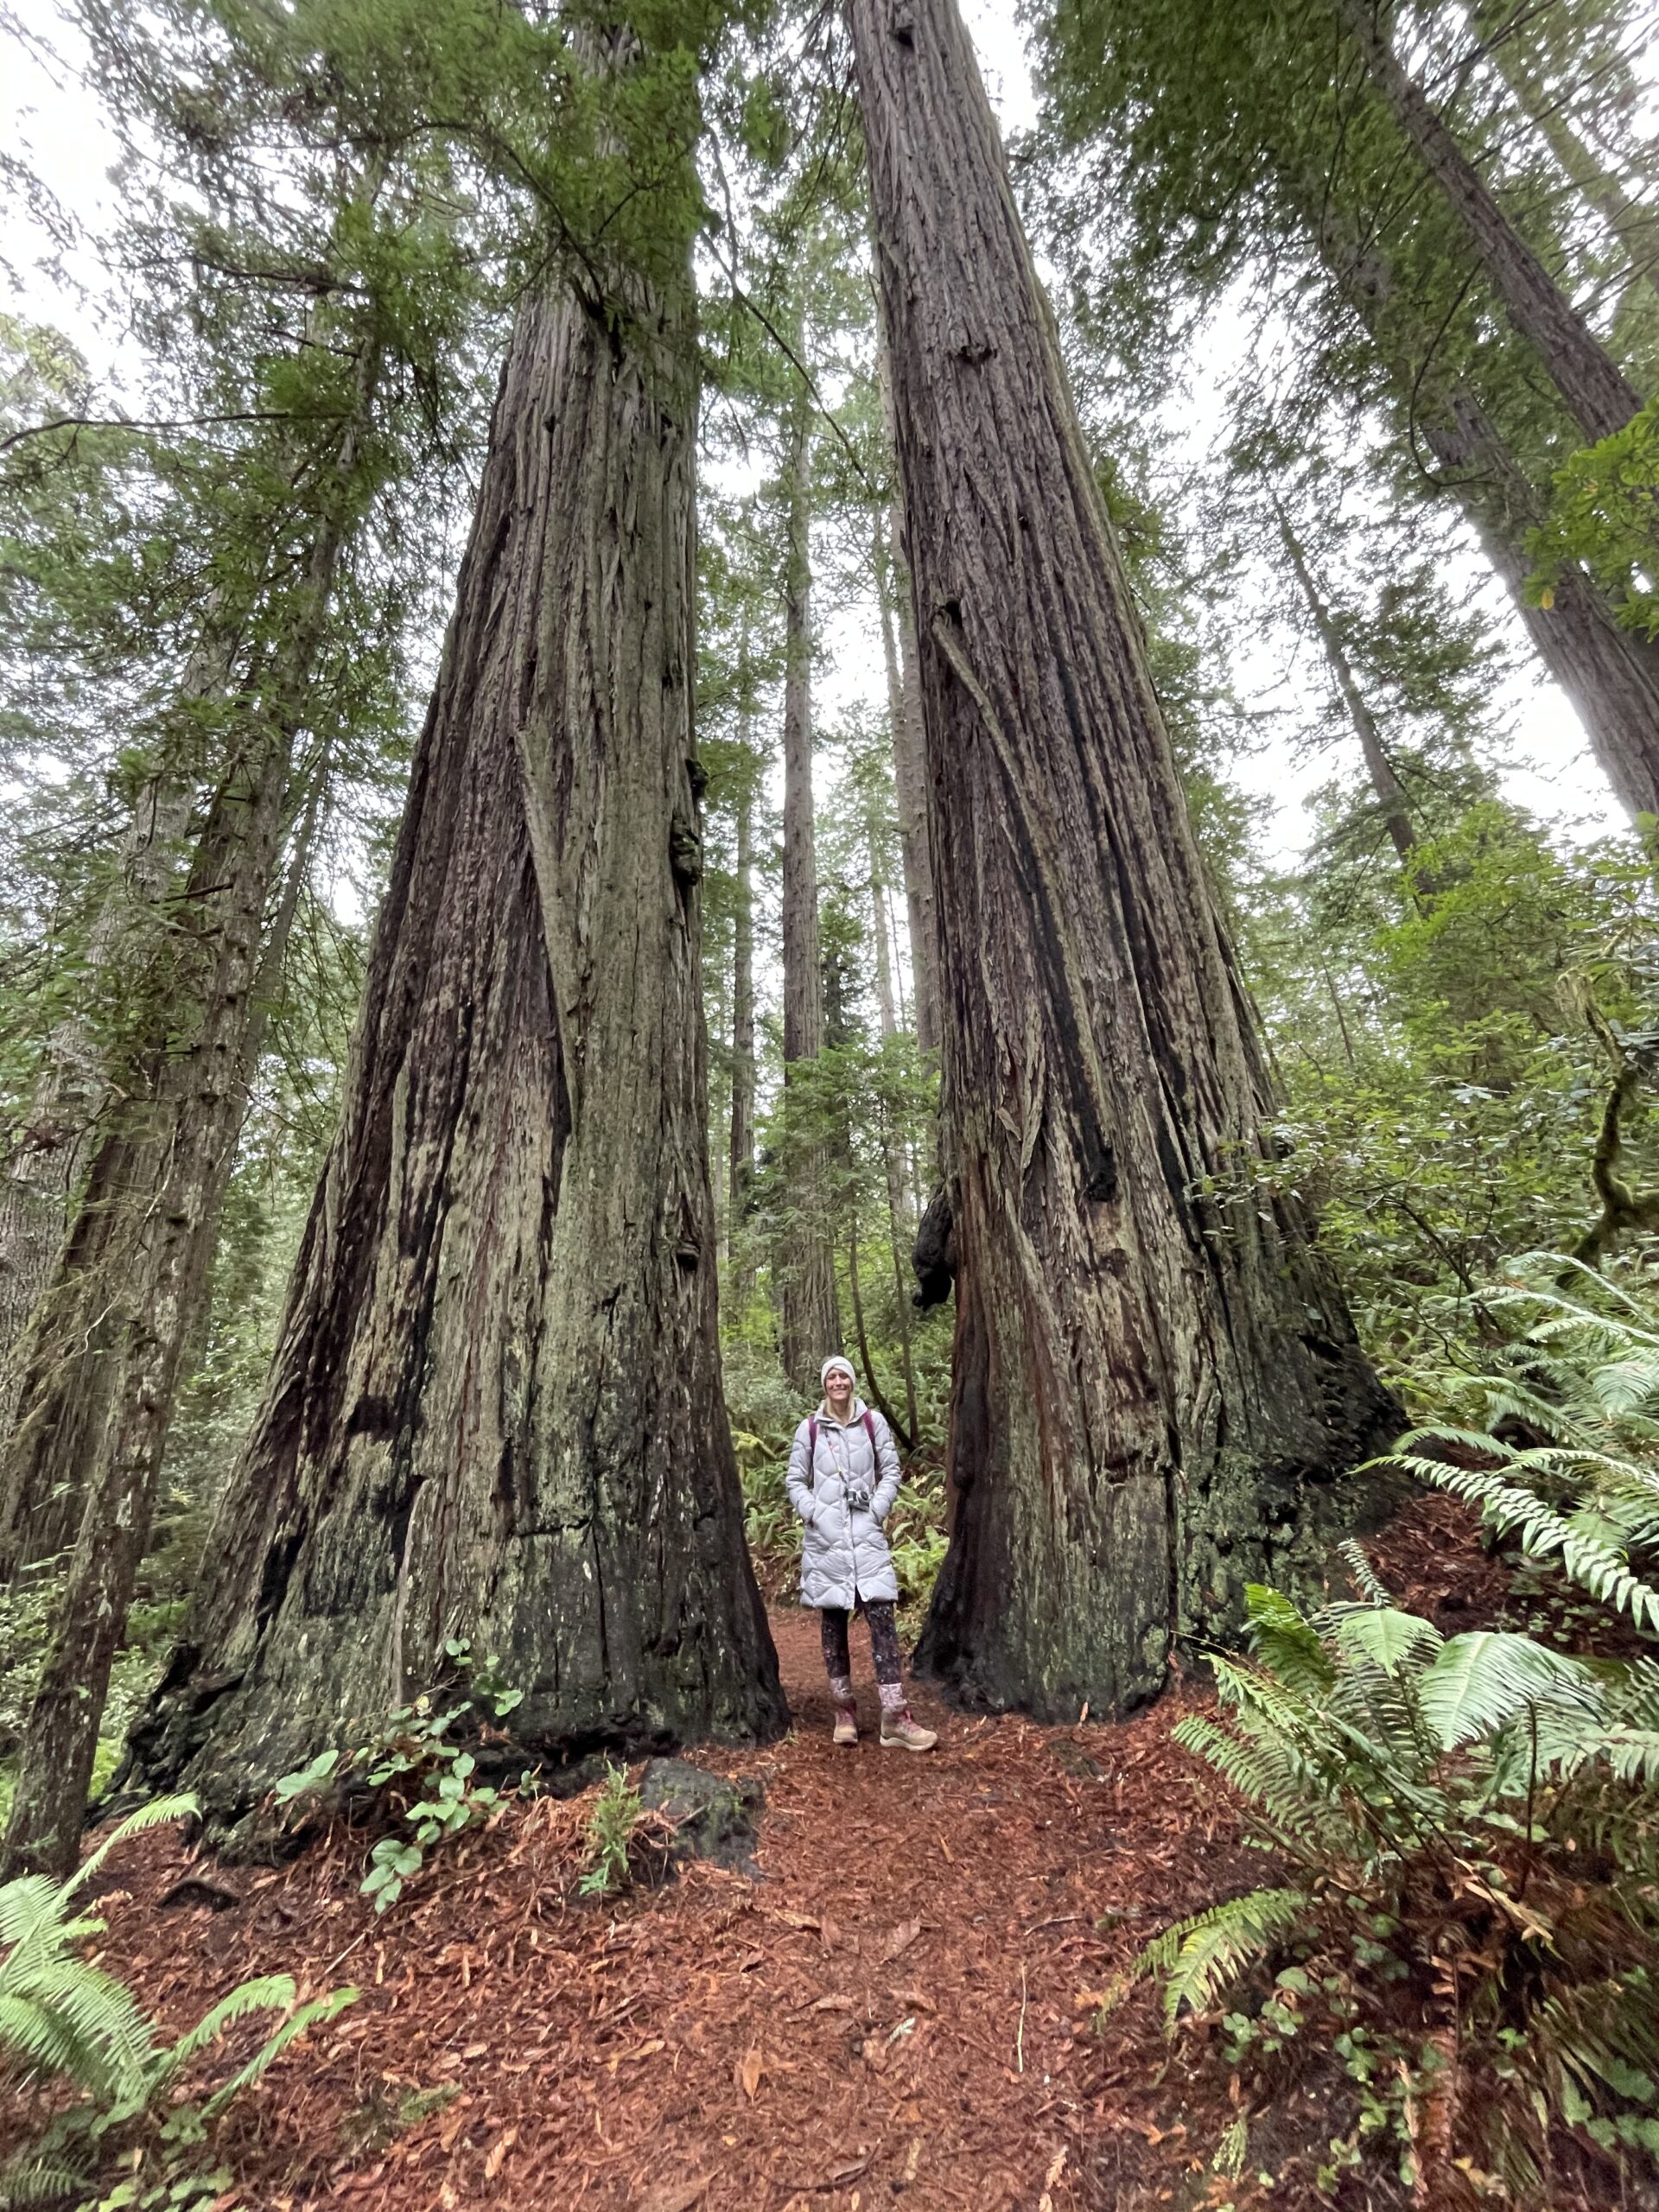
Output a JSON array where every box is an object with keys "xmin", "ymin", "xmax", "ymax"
[{"xmin": 1, "ymin": 0, "xmax": 1622, "ymax": 864}]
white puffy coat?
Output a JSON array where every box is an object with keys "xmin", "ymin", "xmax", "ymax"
[{"xmin": 785, "ymin": 1397, "xmax": 903, "ymax": 1609}]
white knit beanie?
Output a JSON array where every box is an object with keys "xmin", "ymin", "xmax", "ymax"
[{"xmin": 820, "ymin": 1354, "xmax": 855, "ymax": 1388}]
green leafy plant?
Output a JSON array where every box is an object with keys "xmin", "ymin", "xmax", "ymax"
[
  {"xmin": 578, "ymin": 1764, "xmax": 645, "ymax": 1900},
  {"xmin": 271, "ymin": 1637, "xmax": 527, "ymax": 1913},
  {"xmin": 0, "ymin": 1795, "xmax": 356, "ymax": 2207},
  {"xmin": 1114, "ymin": 1539, "xmax": 1659, "ymax": 2203}
]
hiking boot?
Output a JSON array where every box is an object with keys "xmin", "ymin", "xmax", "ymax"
[
  {"xmin": 880, "ymin": 1707, "xmax": 937, "ymax": 1752},
  {"xmin": 833, "ymin": 1705, "xmax": 859, "ymax": 1746}
]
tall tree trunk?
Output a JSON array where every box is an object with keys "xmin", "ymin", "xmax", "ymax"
[
  {"xmin": 1338, "ymin": 0, "xmax": 1643, "ymax": 443},
  {"xmin": 0, "ymin": 550, "xmax": 339, "ymax": 1878},
  {"xmin": 868, "ymin": 813, "xmax": 899, "ymax": 1039},
  {"xmin": 0, "ymin": 723, "xmax": 208, "ymax": 1504},
  {"xmin": 0, "ymin": 346, "xmax": 379, "ymax": 1605},
  {"xmin": 779, "ymin": 391, "xmax": 841, "ymax": 1388},
  {"xmin": 876, "ymin": 501, "xmax": 942, "ymax": 1059},
  {"xmin": 849, "ymin": 0, "xmax": 1400, "ymax": 1719},
  {"xmin": 1317, "ymin": 213, "xmax": 1659, "ymax": 822},
  {"xmin": 729, "ymin": 772, "xmax": 757, "ymax": 1309},
  {"xmin": 126, "ymin": 203, "xmax": 784, "ymax": 1828},
  {"xmin": 1272, "ymin": 497, "xmax": 1418, "ymax": 861},
  {"xmin": 1471, "ymin": 0, "xmax": 1659, "ymax": 312}
]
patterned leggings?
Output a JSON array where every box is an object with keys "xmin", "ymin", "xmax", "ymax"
[{"xmin": 821, "ymin": 1602, "xmax": 907, "ymax": 1713}]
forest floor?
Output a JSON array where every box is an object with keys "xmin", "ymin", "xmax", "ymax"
[{"xmin": 13, "ymin": 1498, "xmax": 1520, "ymax": 2212}]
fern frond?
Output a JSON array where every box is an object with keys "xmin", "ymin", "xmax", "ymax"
[
  {"xmin": 1421, "ymin": 1465, "xmax": 1659, "ymax": 1631},
  {"xmin": 197, "ymin": 1986, "xmax": 358, "ymax": 2120},
  {"xmin": 62, "ymin": 1795, "xmax": 199, "ymax": 1898},
  {"xmin": 1130, "ymin": 1889, "xmax": 1310, "ymax": 2026},
  {"xmin": 1338, "ymin": 1540, "xmax": 1394, "ymax": 1607},
  {"xmin": 152, "ymin": 1974, "xmax": 297, "ymax": 2084},
  {"xmin": 1325, "ymin": 1604, "xmax": 1442, "ymax": 1680},
  {"xmin": 1419, "ymin": 1632, "xmax": 1603, "ymax": 1751},
  {"xmin": 1243, "ymin": 1586, "xmax": 1333, "ymax": 1693}
]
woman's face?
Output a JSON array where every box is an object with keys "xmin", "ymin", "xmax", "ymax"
[{"xmin": 825, "ymin": 1367, "xmax": 854, "ymax": 1413}]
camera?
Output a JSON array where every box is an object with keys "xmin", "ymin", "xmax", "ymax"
[{"xmin": 844, "ymin": 1484, "xmax": 872, "ymax": 1512}]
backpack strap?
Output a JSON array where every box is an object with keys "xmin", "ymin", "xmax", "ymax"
[
  {"xmin": 807, "ymin": 1416, "xmax": 818, "ymax": 1481},
  {"xmin": 861, "ymin": 1409, "xmax": 876, "ymax": 1452}
]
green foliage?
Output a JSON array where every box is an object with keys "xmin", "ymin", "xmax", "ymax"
[
  {"xmin": 271, "ymin": 1638, "xmax": 525, "ymax": 1913},
  {"xmin": 579, "ymin": 1765, "xmax": 645, "ymax": 1901},
  {"xmin": 0, "ymin": 1796, "xmax": 355, "ymax": 2207},
  {"xmin": 1117, "ymin": 1514, "xmax": 1659, "ymax": 2199},
  {"xmin": 1535, "ymin": 398, "xmax": 1659, "ymax": 645},
  {"xmin": 1243, "ymin": 812, "xmax": 1659, "ymax": 1375}
]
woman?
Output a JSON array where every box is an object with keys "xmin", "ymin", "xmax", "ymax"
[{"xmin": 786, "ymin": 1355, "xmax": 937, "ymax": 1751}]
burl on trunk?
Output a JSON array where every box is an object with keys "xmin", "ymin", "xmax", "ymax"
[
  {"xmin": 134, "ymin": 219, "xmax": 784, "ymax": 1818},
  {"xmin": 849, "ymin": 0, "xmax": 1400, "ymax": 1719}
]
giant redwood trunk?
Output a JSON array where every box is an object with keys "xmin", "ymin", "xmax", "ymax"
[
  {"xmin": 778, "ymin": 393, "xmax": 841, "ymax": 1389},
  {"xmin": 849, "ymin": 0, "xmax": 1400, "ymax": 1719},
  {"xmin": 130, "ymin": 208, "xmax": 784, "ymax": 1821},
  {"xmin": 1338, "ymin": 0, "xmax": 1643, "ymax": 445}
]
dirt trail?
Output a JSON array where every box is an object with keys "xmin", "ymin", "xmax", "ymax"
[{"xmin": 67, "ymin": 1611, "xmax": 1264, "ymax": 2211}]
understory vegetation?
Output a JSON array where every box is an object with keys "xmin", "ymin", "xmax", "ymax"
[{"xmin": 2, "ymin": 0, "xmax": 1659, "ymax": 2202}]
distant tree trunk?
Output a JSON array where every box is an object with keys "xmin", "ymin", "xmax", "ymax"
[
  {"xmin": 1471, "ymin": 0, "xmax": 1659, "ymax": 312},
  {"xmin": 1338, "ymin": 0, "xmax": 1643, "ymax": 443},
  {"xmin": 0, "ymin": 537, "xmax": 342, "ymax": 1880},
  {"xmin": 850, "ymin": 0, "xmax": 1400, "ymax": 1719},
  {"xmin": 876, "ymin": 505, "xmax": 942, "ymax": 1059},
  {"xmin": 729, "ymin": 768, "xmax": 757, "ymax": 1309},
  {"xmin": 1272, "ymin": 498, "xmax": 1418, "ymax": 861},
  {"xmin": 1316, "ymin": 213, "xmax": 1659, "ymax": 823},
  {"xmin": 868, "ymin": 814, "xmax": 898, "ymax": 1039},
  {"xmin": 779, "ymin": 391, "xmax": 841, "ymax": 1388},
  {"xmin": 125, "ymin": 180, "xmax": 784, "ymax": 1828},
  {"xmin": 1425, "ymin": 388, "xmax": 1659, "ymax": 821},
  {"xmin": 0, "ymin": 733, "xmax": 206, "ymax": 1508}
]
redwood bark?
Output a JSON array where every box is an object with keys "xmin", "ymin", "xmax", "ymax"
[
  {"xmin": 129, "ymin": 221, "xmax": 784, "ymax": 1822},
  {"xmin": 1339, "ymin": 0, "xmax": 1643, "ymax": 443},
  {"xmin": 778, "ymin": 392, "xmax": 841, "ymax": 1389},
  {"xmin": 1272, "ymin": 498, "xmax": 1418, "ymax": 861},
  {"xmin": 849, "ymin": 0, "xmax": 1400, "ymax": 1718}
]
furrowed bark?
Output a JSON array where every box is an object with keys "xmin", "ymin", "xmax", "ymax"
[
  {"xmin": 779, "ymin": 391, "xmax": 841, "ymax": 1389},
  {"xmin": 127, "ymin": 166, "xmax": 785, "ymax": 1824},
  {"xmin": 1272, "ymin": 497, "xmax": 1418, "ymax": 861},
  {"xmin": 849, "ymin": 0, "xmax": 1401, "ymax": 1719},
  {"xmin": 1338, "ymin": 0, "xmax": 1642, "ymax": 443}
]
